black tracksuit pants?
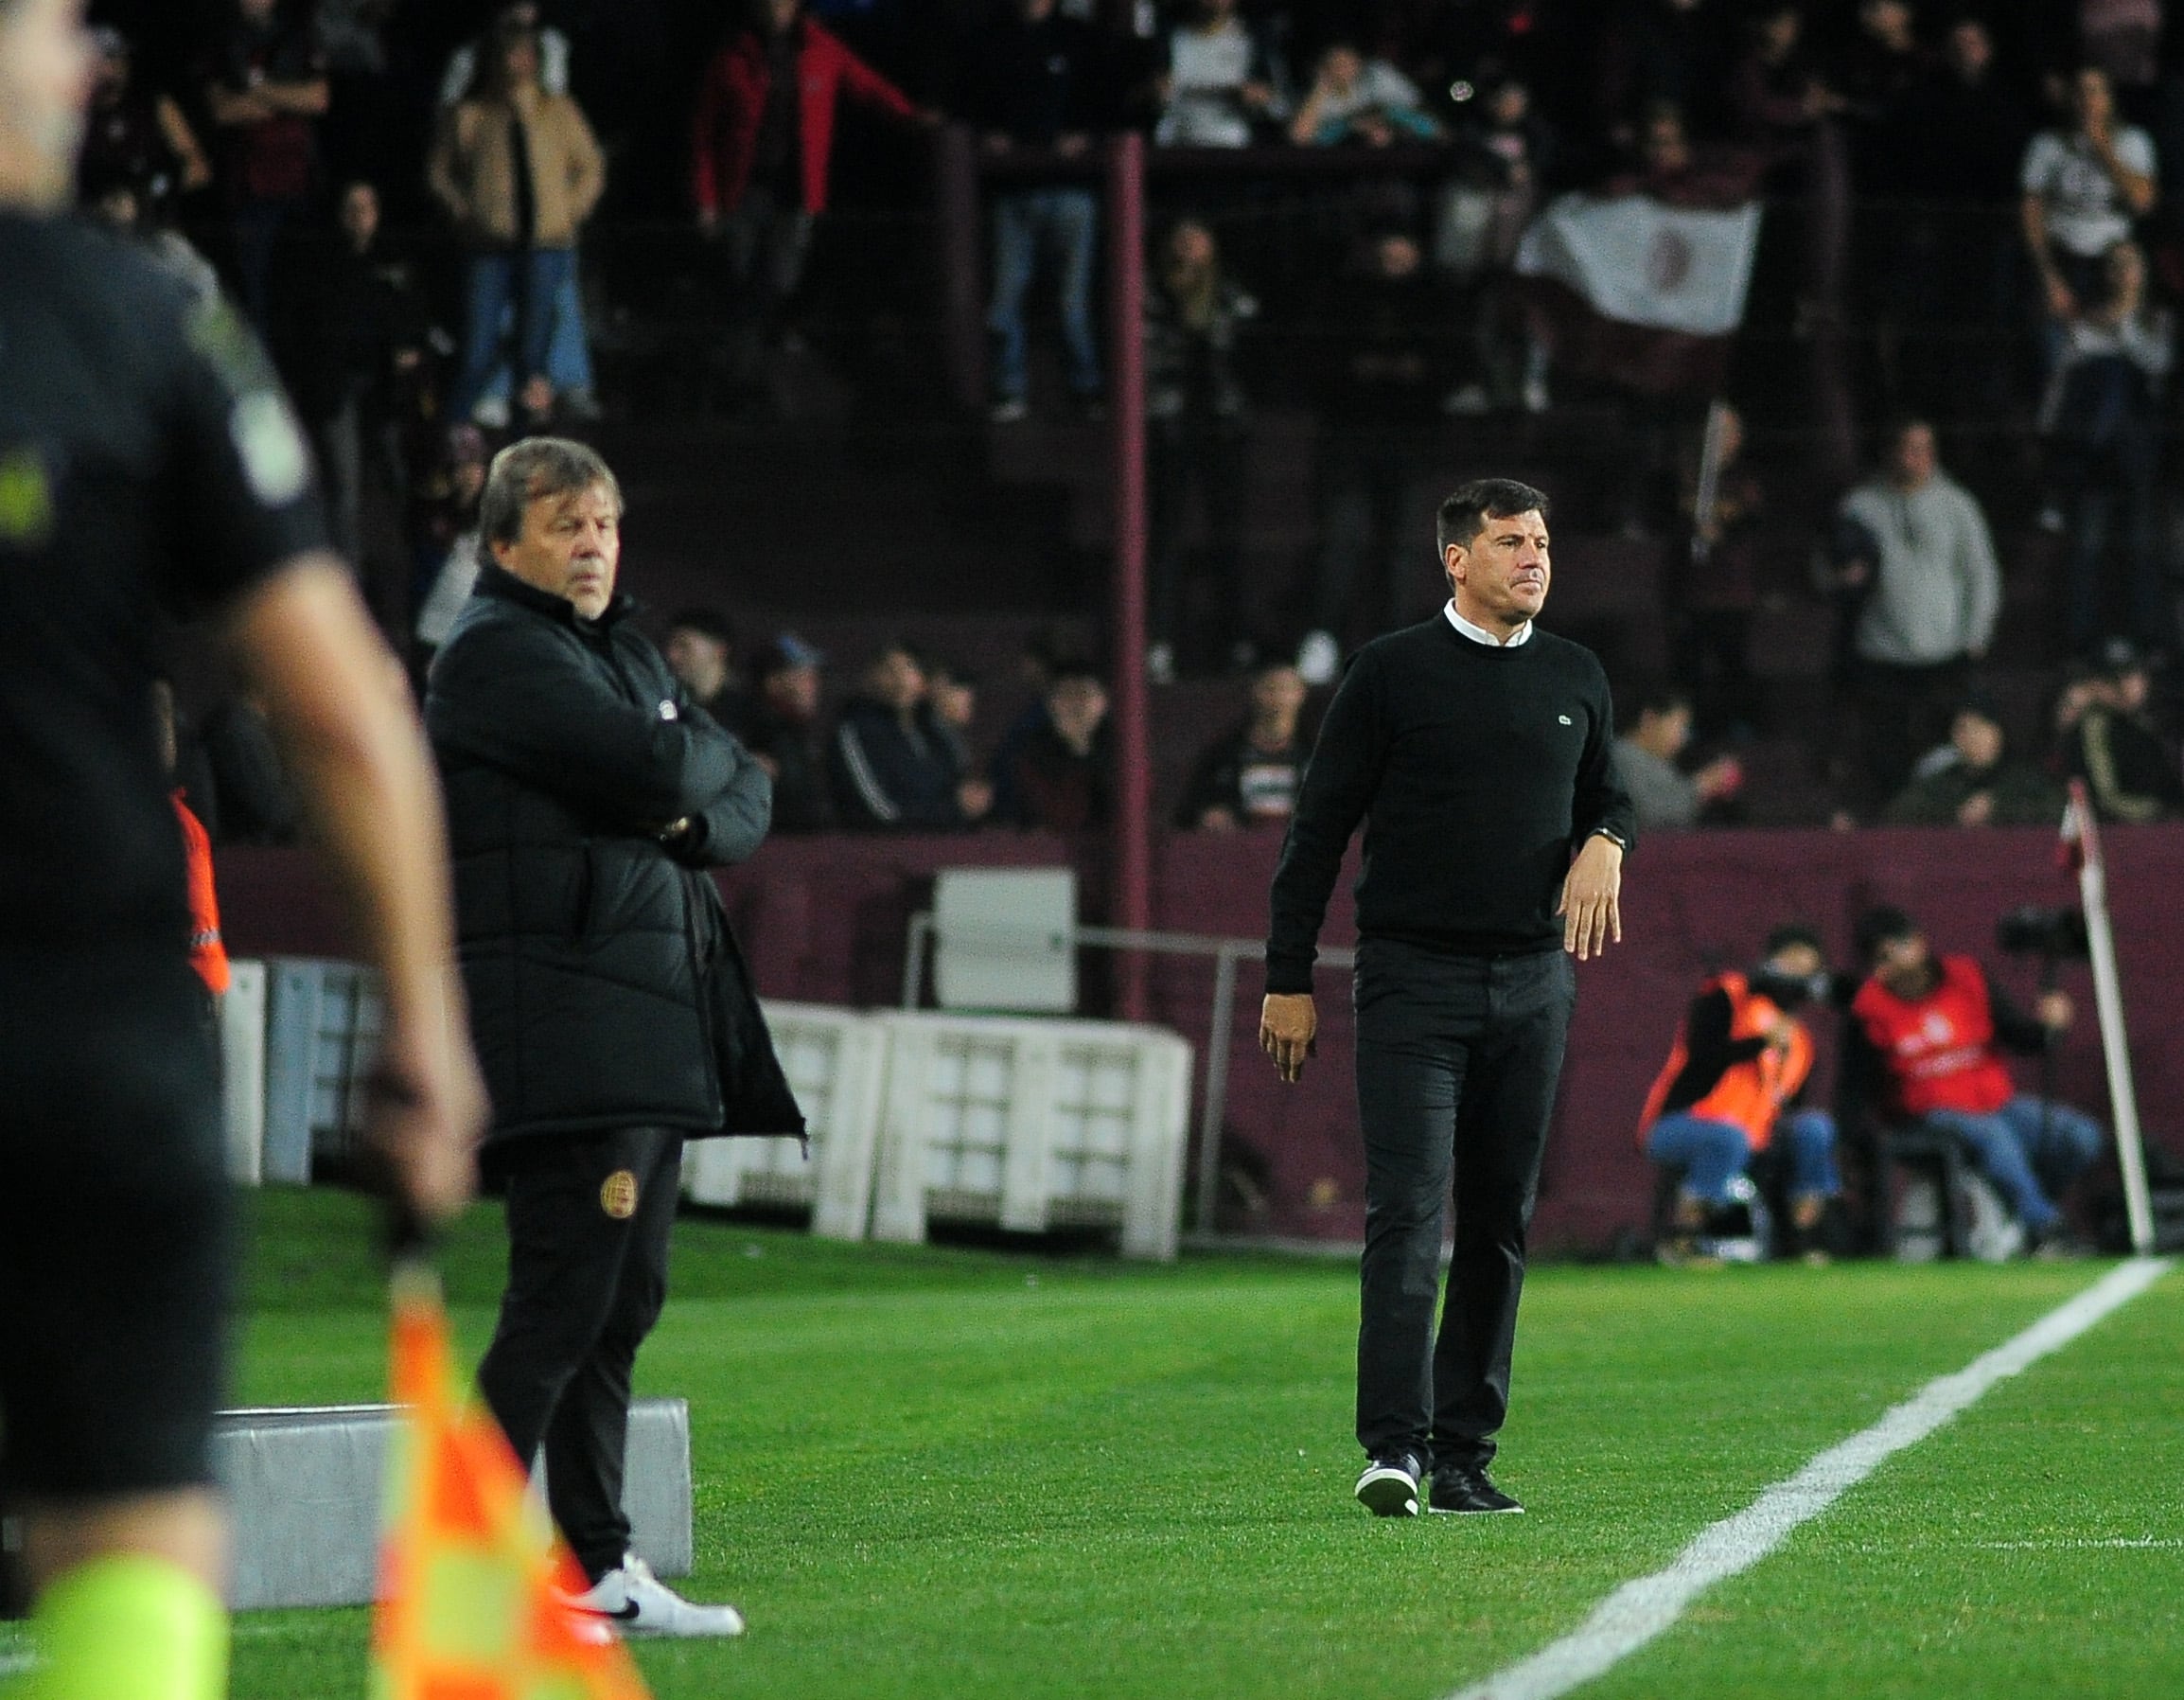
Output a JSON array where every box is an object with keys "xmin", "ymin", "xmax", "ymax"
[
  {"xmin": 478, "ymin": 1124, "xmax": 683, "ymax": 1583},
  {"xmin": 1353, "ymin": 941, "xmax": 1575, "ymax": 1471}
]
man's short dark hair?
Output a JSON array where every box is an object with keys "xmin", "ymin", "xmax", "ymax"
[
  {"xmin": 480, "ymin": 436, "xmax": 622, "ymax": 548},
  {"xmin": 1854, "ymin": 905, "xmax": 1918, "ymax": 965},
  {"xmin": 1436, "ymin": 479, "xmax": 1550, "ymax": 555},
  {"xmin": 669, "ymin": 607, "xmax": 736, "ymax": 646},
  {"xmin": 1764, "ymin": 923, "xmax": 1824, "ymax": 961}
]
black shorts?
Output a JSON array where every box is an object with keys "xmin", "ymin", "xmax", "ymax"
[{"xmin": 0, "ymin": 956, "xmax": 231, "ymax": 1502}]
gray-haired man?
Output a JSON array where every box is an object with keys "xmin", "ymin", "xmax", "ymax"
[{"xmin": 426, "ymin": 436, "xmax": 801, "ymax": 1635}]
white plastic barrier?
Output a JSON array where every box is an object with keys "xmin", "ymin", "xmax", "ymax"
[
  {"xmin": 220, "ymin": 959, "xmax": 268, "ymax": 1185},
  {"xmin": 681, "ymin": 1001, "xmax": 889, "ymax": 1241},
  {"xmin": 870, "ymin": 1013, "xmax": 1193, "ymax": 1261},
  {"xmin": 261, "ymin": 955, "xmax": 383, "ymax": 1183}
]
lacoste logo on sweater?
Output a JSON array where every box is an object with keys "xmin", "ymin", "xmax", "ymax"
[
  {"xmin": 659, "ymin": 699, "xmax": 680, "ymax": 720},
  {"xmin": 1558, "ymin": 714, "xmax": 1573, "ymax": 725}
]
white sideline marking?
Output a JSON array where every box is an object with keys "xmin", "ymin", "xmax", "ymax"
[
  {"xmin": 1975, "ymin": 1537, "xmax": 2182, "ymax": 1551},
  {"xmin": 1446, "ymin": 1257, "xmax": 2175, "ymax": 1700}
]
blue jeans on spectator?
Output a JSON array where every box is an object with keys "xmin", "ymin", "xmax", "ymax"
[
  {"xmin": 1922, "ymin": 1095, "xmax": 2104, "ymax": 1235},
  {"xmin": 476, "ymin": 264, "xmax": 596, "ymax": 411},
  {"xmin": 987, "ymin": 187, "xmax": 1102, "ymax": 404},
  {"xmin": 1647, "ymin": 1108, "xmax": 1841, "ymax": 1205},
  {"xmin": 456, "ymin": 247, "xmax": 576, "ymax": 419}
]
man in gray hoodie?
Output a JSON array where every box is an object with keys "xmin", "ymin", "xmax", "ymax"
[{"xmin": 1836, "ymin": 419, "xmax": 2001, "ymax": 802}]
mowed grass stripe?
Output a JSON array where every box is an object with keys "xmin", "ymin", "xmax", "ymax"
[
  {"xmin": 1579, "ymin": 1260, "xmax": 2184, "ymax": 1700},
  {"xmin": 220, "ymin": 1195, "xmax": 2159, "ymax": 1700}
]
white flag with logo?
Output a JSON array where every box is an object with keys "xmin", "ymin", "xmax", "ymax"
[{"xmin": 1515, "ymin": 193, "xmax": 1762, "ymax": 336}]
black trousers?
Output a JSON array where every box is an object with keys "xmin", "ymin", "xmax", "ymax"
[
  {"xmin": 478, "ymin": 1125, "xmax": 683, "ymax": 1582},
  {"xmin": 1352, "ymin": 941, "xmax": 1575, "ymax": 1470}
]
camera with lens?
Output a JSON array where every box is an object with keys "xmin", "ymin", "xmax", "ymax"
[{"xmin": 1996, "ymin": 905, "xmax": 2088, "ymax": 960}]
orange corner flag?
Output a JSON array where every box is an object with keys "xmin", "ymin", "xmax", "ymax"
[{"xmin": 372, "ymin": 1265, "xmax": 652, "ymax": 1700}]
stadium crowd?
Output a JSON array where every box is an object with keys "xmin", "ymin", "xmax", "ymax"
[{"xmin": 88, "ymin": 0, "xmax": 2184, "ymax": 835}]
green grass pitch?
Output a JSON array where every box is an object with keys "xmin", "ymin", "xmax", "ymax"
[{"xmin": 199, "ymin": 1193, "xmax": 2184, "ymax": 1696}]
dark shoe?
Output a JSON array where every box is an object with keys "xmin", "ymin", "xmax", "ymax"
[
  {"xmin": 1428, "ymin": 1464, "xmax": 1523, "ymax": 1515},
  {"xmin": 1354, "ymin": 1450, "xmax": 1425, "ymax": 1517}
]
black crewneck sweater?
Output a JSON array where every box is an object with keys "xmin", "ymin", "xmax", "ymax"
[{"xmin": 1265, "ymin": 615, "xmax": 1635, "ymax": 990}]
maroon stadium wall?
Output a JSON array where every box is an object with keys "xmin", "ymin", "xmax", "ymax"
[{"xmin": 218, "ymin": 824, "xmax": 2184, "ymax": 1254}]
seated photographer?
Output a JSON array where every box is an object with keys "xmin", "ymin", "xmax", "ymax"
[
  {"xmin": 1639, "ymin": 925, "xmax": 1842, "ymax": 1254},
  {"xmin": 1847, "ymin": 906, "xmax": 2104, "ymax": 1252}
]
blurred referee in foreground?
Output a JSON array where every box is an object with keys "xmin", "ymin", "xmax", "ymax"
[
  {"xmin": 1261, "ymin": 479, "xmax": 1634, "ymax": 1519},
  {"xmin": 1, "ymin": 3, "xmax": 484, "ymax": 1695}
]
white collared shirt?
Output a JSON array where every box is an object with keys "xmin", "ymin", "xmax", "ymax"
[{"xmin": 1443, "ymin": 600, "xmax": 1533, "ymax": 646}]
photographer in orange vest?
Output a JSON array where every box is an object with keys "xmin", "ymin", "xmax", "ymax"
[{"xmin": 1639, "ymin": 925, "xmax": 1842, "ymax": 1248}]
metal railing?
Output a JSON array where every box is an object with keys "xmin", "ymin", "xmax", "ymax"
[{"xmin": 900, "ymin": 912, "xmax": 1354, "ymax": 1237}]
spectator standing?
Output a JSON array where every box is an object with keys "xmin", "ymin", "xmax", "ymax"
[
  {"xmin": 1835, "ymin": 418, "xmax": 2000, "ymax": 802},
  {"xmin": 994, "ymin": 660, "xmax": 1110, "ymax": 830},
  {"xmin": 197, "ymin": 0, "xmax": 329, "ymax": 328},
  {"xmin": 1897, "ymin": 18, "xmax": 2029, "ymax": 422},
  {"xmin": 745, "ymin": 633, "xmax": 837, "ymax": 832},
  {"xmin": 662, "ymin": 607, "xmax": 750, "ymax": 735},
  {"xmin": 428, "ymin": 18, "xmax": 604, "ymax": 428},
  {"xmin": 1174, "ymin": 659, "xmax": 1311, "ymax": 830},
  {"xmin": 1639, "ymin": 925, "xmax": 1841, "ymax": 1254},
  {"xmin": 968, "ymin": 0, "xmax": 1117, "ymax": 422},
  {"xmin": 79, "ymin": 27, "xmax": 210, "ymax": 218},
  {"xmin": 1848, "ymin": 906, "xmax": 2103, "ymax": 1252},
  {"xmin": 1437, "ymin": 75, "xmax": 1555, "ymax": 417},
  {"xmin": 1880, "ymin": 699, "xmax": 2064, "ymax": 825},
  {"xmin": 2039, "ymin": 239, "xmax": 2174, "ymax": 658},
  {"xmin": 1612, "ymin": 683, "xmax": 1742, "ymax": 831},
  {"xmin": 2062, "ymin": 645, "xmax": 2183, "ymax": 823},
  {"xmin": 1145, "ymin": 216, "xmax": 1255, "ymax": 676},
  {"xmin": 436, "ymin": 4, "xmax": 595, "ymax": 427},
  {"xmin": 293, "ymin": 181, "xmax": 427, "ymax": 591},
  {"xmin": 1671, "ymin": 400, "xmax": 1767, "ymax": 734},
  {"xmin": 692, "ymin": 0, "xmax": 931, "ymax": 391},
  {"xmin": 1154, "ymin": 0, "xmax": 1286, "ymax": 149},
  {"xmin": 1288, "ymin": 43, "xmax": 1436, "ymax": 147},
  {"xmin": 1297, "ymin": 229, "xmax": 1448, "ymax": 680},
  {"xmin": 830, "ymin": 642, "xmax": 986, "ymax": 828},
  {"xmin": 2021, "ymin": 64, "xmax": 2157, "ymax": 366}
]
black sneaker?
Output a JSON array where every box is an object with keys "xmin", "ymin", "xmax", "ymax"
[
  {"xmin": 1354, "ymin": 1450, "xmax": 1425, "ymax": 1517},
  {"xmin": 1428, "ymin": 1464, "xmax": 1524, "ymax": 1514}
]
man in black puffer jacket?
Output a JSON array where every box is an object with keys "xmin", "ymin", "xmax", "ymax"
[{"xmin": 425, "ymin": 436, "xmax": 800, "ymax": 1638}]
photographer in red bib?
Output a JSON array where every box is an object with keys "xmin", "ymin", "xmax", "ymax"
[{"xmin": 1847, "ymin": 906, "xmax": 2104, "ymax": 1254}]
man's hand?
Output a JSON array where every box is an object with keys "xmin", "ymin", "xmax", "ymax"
[
  {"xmin": 1956, "ymin": 790, "xmax": 1996, "ymax": 827},
  {"xmin": 366, "ymin": 1004, "xmax": 485, "ymax": 1229},
  {"xmin": 1558, "ymin": 834, "xmax": 1624, "ymax": 961},
  {"xmin": 2036, "ymin": 989, "xmax": 2074, "ymax": 1033},
  {"xmin": 1259, "ymin": 992, "xmax": 1317, "ymax": 1084}
]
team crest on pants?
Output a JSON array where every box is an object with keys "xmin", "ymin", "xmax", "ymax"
[{"xmin": 600, "ymin": 1170, "xmax": 639, "ymax": 1219}]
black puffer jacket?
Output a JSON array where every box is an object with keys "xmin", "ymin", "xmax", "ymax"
[{"xmin": 425, "ymin": 566, "xmax": 802, "ymax": 1147}]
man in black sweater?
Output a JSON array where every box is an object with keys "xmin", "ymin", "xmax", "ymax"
[{"xmin": 1260, "ymin": 478, "xmax": 1635, "ymax": 1519}]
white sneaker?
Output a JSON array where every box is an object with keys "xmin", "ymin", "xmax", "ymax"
[
  {"xmin": 469, "ymin": 394, "xmax": 512, "ymax": 431},
  {"xmin": 572, "ymin": 1555, "xmax": 746, "ymax": 1638},
  {"xmin": 1296, "ymin": 629, "xmax": 1340, "ymax": 685}
]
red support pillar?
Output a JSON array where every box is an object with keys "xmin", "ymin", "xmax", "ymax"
[{"xmin": 1106, "ymin": 132, "xmax": 1151, "ymax": 1020}]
